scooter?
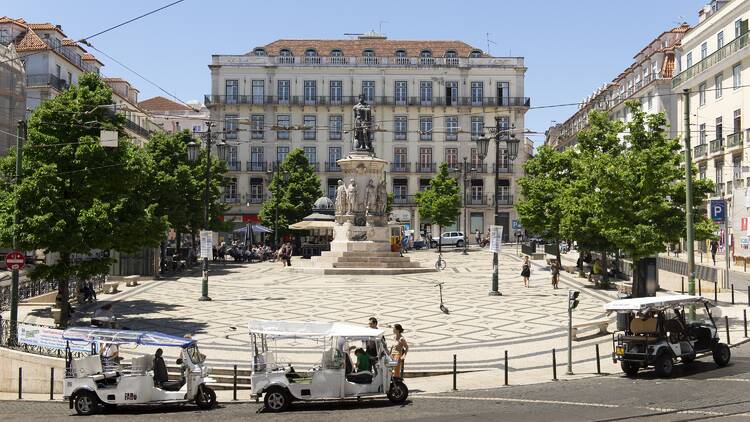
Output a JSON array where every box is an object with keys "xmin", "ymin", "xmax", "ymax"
[{"xmin": 435, "ymin": 282, "xmax": 449, "ymax": 314}]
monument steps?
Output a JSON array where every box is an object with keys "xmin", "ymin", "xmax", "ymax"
[
  {"xmin": 332, "ymin": 261, "xmax": 420, "ymax": 269},
  {"xmin": 287, "ymin": 267, "xmax": 438, "ymax": 275}
]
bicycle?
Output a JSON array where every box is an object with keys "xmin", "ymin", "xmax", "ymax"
[{"xmin": 434, "ymin": 253, "xmax": 446, "ymax": 271}]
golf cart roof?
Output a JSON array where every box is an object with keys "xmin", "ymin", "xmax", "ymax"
[
  {"xmin": 62, "ymin": 327, "xmax": 196, "ymax": 347},
  {"xmin": 604, "ymin": 294, "xmax": 707, "ymax": 312},
  {"xmin": 248, "ymin": 320, "xmax": 384, "ymax": 338}
]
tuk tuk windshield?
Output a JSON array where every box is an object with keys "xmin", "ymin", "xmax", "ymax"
[
  {"xmin": 686, "ymin": 304, "xmax": 715, "ymax": 326},
  {"xmin": 185, "ymin": 345, "xmax": 205, "ymax": 364}
]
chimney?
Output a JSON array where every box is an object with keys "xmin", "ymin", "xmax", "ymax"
[{"xmin": 55, "ymin": 24, "xmax": 62, "ymax": 30}]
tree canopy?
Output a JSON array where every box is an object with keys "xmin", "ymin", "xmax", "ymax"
[{"xmin": 416, "ymin": 163, "xmax": 460, "ymax": 248}]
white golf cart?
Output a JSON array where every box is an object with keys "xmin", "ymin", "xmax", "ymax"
[
  {"xmin": 62, "ymin": 327, "xmax": 217, "ymax": 415},
  {"xmin": 248, "ymin": 320, "xmax": 408, "ymax": 412},
  {"xmin": 605, "ymin": 295, "xmax": 731, "ymax": 377}
]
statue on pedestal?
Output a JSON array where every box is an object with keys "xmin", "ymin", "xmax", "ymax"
[
  {"xmin": 346, "ymin": 179, "xmax": 358, "ymax": 215},
  {"xmin": 353, "ymin": 96, "xmax": 373, "ymax": 152},
  {"xmin": 375, "ymin": 179, "xmax": 387, "ymax": 214},
  {"xmin": 365, "ymin": 179, "xmax": 377, "ymax": 215},
  {"xmin": 334, "ymin": 179, "xmax": 347, "ymax": 216}
]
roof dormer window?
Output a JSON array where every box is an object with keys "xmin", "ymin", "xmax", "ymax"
[
  {"xmin": 253, "ymin": 48, "xmax": 266, "ymax": 56},
  {"xmin": 420, "ymin": 50, "xmax": 432, "ymax": 58},
  {"xmin": 363, "ymin": 49, "xmax": 375, "ymax": 57},
  {"xmin": 305, "ymin": 48, "xmax": 318, "ymax": 57},
  {"xmin": 469, "ymin": 50, "xmax": 482, "ymax": 58},
  {"xmin": 330, "ymin": 49, "xmax": 343, "ymax": 57},
  {"xmin": 395, "ymin": 49, "xmax": 407, "ymax": 57},
  {"xmin": 444, "ymin": 50, "xmax": 457, "ymax": 58},
  {"xmin": 279, "ymin": 48, "xmax": 292, "ymax": 56}
]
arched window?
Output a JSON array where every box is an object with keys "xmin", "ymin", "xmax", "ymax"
[
  {"xmin": 395, "ymin": 49, "xmax": 407, "ymax": 57},
  {"xmin": 330, "ymin": 49, "xmax": 343, "ymax": 57},
  {"xmin": 279, "ymin": 48, "xmax": 292, "ymax": 56},
  {"xmin": 444, "ymin": 50, "xmax": 458, "ymax": 58},
  {"xmin": 469, "ymin": 50, "xmax": 482, "ymax": 58},
  {"xmin": 420, "ymin": 50, "xmax": 432, "ymax": 58},
  {"xmin": 253, "ymin": 48, "xmax": 266, "ymax": 56},
  {"xmin": 304, "ymin": 48, "xmax": 318, "ymax": 57},
  {"xmin": 362, "ymin": 49, "xmax": 375, "ymax": 57}
]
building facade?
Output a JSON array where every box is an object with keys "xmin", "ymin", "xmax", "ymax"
[
  {"xmin": 0, "ymin": 42, "xmax": 25, "ymax": 155},
  {"xmin": 548, "ymin": 24, "xmax": 689, "ymax": 151},
  {"xmin": 139, "ymin": 96, "xmax": 209, "ymax": 135},
  {"xmin": 207, "ymin": 34, "xmax": 529, "ymax": 241}
]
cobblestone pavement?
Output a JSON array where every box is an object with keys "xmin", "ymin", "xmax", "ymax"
[{"xmin": 4, "ymin": 340, "xmax": 750, "ymax": 421}]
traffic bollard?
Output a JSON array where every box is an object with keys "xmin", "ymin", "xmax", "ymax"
[
  {"xmin": 50, "ymin": 367, "xmax": 54, "ymax": 401},
  {"xmin": 552, "ymin": 349, "xmax": 557, "ymax": 381},
  {"xmin": 452, "ymin": 354, "xmax": 457, "ymax": 391},
  {"xmin": 732, "ymin": 284, "xmax": 735, "ymax": 304},
  {"xmin": 714, "ymin": 282, "xmax": 718, "ymax": 304},
  {"xmin": 744, "ymin": 309, "xmax": 748, "ymax": 338},
  {"xmin": 699, "ymin": 279, "xmax": 702, "ymax": 297},
  {"xmin": 504, "ymin": 350, "xmax": 508, "ymax": 386},
  {"xmin": 595, "ymin": 344, "xmax": 601, "ymax": 375},
  {"xmin": 725, "ymin": 316, "xmax": 731, "ymax": 345},
  {"xmin": 18, "ymin": 367, "xmax": 22, "ymax": 400},
  {"xmin": 233, "ymin": 365, "xmax": 237, "ymax": 401},
  {"xmin": 681, "ymin": 277, "xmax": 684, "ymax": 294},
  {"xmin": 745, "ymin": 258, "xmax": 747, "ymax": 272}
]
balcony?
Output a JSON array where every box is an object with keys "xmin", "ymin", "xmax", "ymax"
[
  {"xmin": 246, "ymin": 161, "xmax": 267, "ymax": 172},
  {"xmin": 247, "ymin": 194, "xmax": 267, "ymax": 204},
  {"xmin": 225, "ymin": 160, "xmax": 242, "ymax": 171},
  {"xmin": 392, "ymin": 195, "xmax": 416, "ymax": 205},
  {"xmin": 693, "ymin": 144, "xmax": 707, "ymax": 158},
  {"xmin": 222, "ymin": 196, "xmax": 240, "ymax": 204},
  {"xmin": 727, "ymin": 132, "xmax": 744, "ymax": 149},
  {"xmin": 714, "ymin": 183, "xmax": 725, "ymax": 197},
  {"xmin": 307, "ymin": 162, "xmax": 320, "ymax": 171},
  {"xmin": 494, "ymin": 163, "xmax": 514, "ymax": 173},
  {"xmin": 124, "ymin": 119, "xmax": 155, "ymax": 139},
  {"xmin": 709, "ymin": 138, "xmax": 724, "ymax": 154},
  {"xmin": 26, "ymin": 73, "xmax": 68, "ymax": 91},
  {"xmin": 325, "ymin": 162, "xmax": 341, "ymax": 172},
  {"xmin": 673, "ymin": 31, "xmax": 749, "ymax": 88},
  {"xmin": 390, "ymin": 163, "xmax": 411, "ymax": 173},
  {"xmin": 204, "ymin": 94, "xmax": 530, "ymax": 108},
  {"xmin": 465, "ymin": 195, "xmax": 487, "ymax": 205},
  {"xmin": 415, "ymin": 162, "xmax": 436, "ymax": 173},
  {"xmin": 495, "ymin": 195, "xmax": 514, "ymax": 206}
]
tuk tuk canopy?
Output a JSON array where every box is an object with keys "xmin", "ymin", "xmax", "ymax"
[
  {"xmin": 63, "ymin": 327, "xmax": 196, "ymax": 348},
  {"xmin": 248, "ymin": 320, "xmax": 383, "ymax": 339},
  {"xmin": 604, "ymin": 294, "xmax": 706, "ymax": 313}
]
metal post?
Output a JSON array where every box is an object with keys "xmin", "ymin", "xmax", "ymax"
[
  {"xmin": 567, "ymin": 294, "xmax": 573, "ymax": 375},
  {"xmin": 714, "ymin": 282, "xmax": 718, "ymax": 304},
  {"xmin": 199, "ymin": 122, "xmax": 213, "ymax": 302},
  {"xmin": 681, "ymin": 277, "xmax": 685, "ymax": 294},
  {"xmin": 274, "ymin": 163, "xmax": 280, "ymax": 247},
  {"xmin": 552, "ymin": 349, "xmax": 557, "ymax": 381},
  {"xmin": 50, "ymin": 367, "xmax": 54, "ymax": 400},
  {"xmin": 233, "ymin": 364, "xmax": 237, "ymax": 401},
  {"xmin": 744, "ymin": 309, "xmax": 747, "ymax": 338},
  {"xmin": 504, "ymin": 350, "xmax": 508, "ymax": 386},
  {"xmin": 699, "ymin": 279, "xmax": 702, "ymax": 297},
  {"xmin": 18, "ymin": 367, "xmax": 22, "ymax": 400},
  {"xmin": 10, "ymin": 120, "xmax": 25, "ymax": 345},
  {"xmin": 684, "ymin": 89, "xmax": 696, "ymax": 297},
  {"xmin": 725, "ymin": 210, "xmax": 731, "ymax": 289},
  {"xmin": 452, "ymin": 354, "xmax": 457, "ymax": 390},
  {"xmin": 732, "ymin": 284, "xmax": 735, "ymax": 304},
  {"xmin": 462, "ymin": 157, "xmax": 468, "ymax": 255},
  {"xmin": 725, "ymin": 315, "xmax": 731, "ymax": 345},
  {"xmin": 489, "ymin": 118, "xmax": 501, "ymax": 296},
  {"xmin": 595, "ymin": 344, "xmax": 601, "ymax": 375}
]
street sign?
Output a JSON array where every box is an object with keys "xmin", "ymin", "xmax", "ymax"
[
  {"xmin": 711, "ymin": 199, "xmax": 726, "ymax": 222},
  {"xmin": 5, "ymin": 251, "xmax": 25, "ymax": 271},
  {"xmin": 489, "ymin": 225, "xmax": 504, "ymax": 253},
  {"xmin": 512, "ymin": 220, "xmax": 522, "ymax": 230},
  {"xmin": 199, "ymin": 230, "xmax": 213, "ymax": 260}
]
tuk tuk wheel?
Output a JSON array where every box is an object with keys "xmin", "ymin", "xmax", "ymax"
[
  {"xmin": 621, "ymin": 361, "xmax": 639, "ymax": 377},
  {"xmin": 387, "ymin": 380, "xmax": 409, "ymax": 405},
  {"xmin": 263, "ymin": 386, "xmax": 290, "ymax": 412},
  {"xmin": 713, "ymin": 343, "xmax": 731, "ymax": 367},
  {"xmin": 654, "ymin": 354, "xmax": 674, "ymax": 377},
  {"xmin": 195, "ymin": 385, "xmax": 217, "ymax": 410},
  {"xmin": 73, "ymin": 391, "xmax": 99, "ymax": 416}
]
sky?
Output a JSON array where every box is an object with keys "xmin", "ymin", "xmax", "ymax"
[{"xmin": 7, "ymin": 0, "xmax": 709, "ymax": 145}]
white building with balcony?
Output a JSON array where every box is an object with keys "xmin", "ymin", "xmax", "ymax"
[
  {"xmin": 139, "ymin": 96, "xmax": 209, "ymax": 135},
  {"xmin": 673, "ymin": 0, "xmax": 750, "ymax": 202},
  {"xmin": 207, "ymin": 33, "xmax": 529, "ymax": 241}
]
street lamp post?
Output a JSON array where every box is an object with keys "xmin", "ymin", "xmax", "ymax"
[
  {"xmin": 475, "ymin": 116, "xmax": 519, "ymax": 296},
  {"xmin": 462, "ymin": 157, "xmax": 469, "ymax": 255},
  {"xmin": 267, "ymin": 163, "xmax": 289, "ymax": 249},
  {"xmin": 187, "ymin": 122, "xmax": 226, "ymax": 302}
]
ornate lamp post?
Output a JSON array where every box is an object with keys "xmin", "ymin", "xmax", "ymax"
[
  {"xmin": 187, "ymin": 122, "xmax": 227, "ymax": 301},
  {"xmin": 476, "ymin": 116, "xmax": 519, "ymax": 296}
]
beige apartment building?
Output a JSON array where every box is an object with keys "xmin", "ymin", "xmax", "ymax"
[{"xmin": 207, "ymin": 33, "xmax": 529, "ymax": 241}]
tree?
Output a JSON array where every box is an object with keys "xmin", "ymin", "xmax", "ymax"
[
  {"xmin": 0, "ymin": 73, "xmax": 167, "ymax": 324},
  {"xmin": 416, "ymin": 163, "xmax": 461, "ymax": 252},
  {"xmin": 259, "ymin": 148, "xmax": 322, "ymax": 244},
  {"xmin": 517, "ymin": 145, "xmax": 574, "ymax": 267}
]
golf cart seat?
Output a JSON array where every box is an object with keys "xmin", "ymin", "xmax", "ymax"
[
  {"xmin": 621, "ymin": 335, "xmax": 660, "ymax": 342},
  {"xmin": 159, "ymin": 379, "xmax": 185, "ymax": 391},
  {"xmin": 346, "ymin": 371, "xmax": 373, "ymax": 384}
]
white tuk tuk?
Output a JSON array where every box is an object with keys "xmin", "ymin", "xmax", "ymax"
[
  {"xmin": 62, "ymin": 327, "xmax": 217, "ymax": 415},
  {"xmin": 249, "ymin": 320, "xmax": 409, "ymax": 412}
]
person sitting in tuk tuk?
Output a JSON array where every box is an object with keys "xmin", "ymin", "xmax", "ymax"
[
  {"xmin": 354, "ymin": 348, "xmax": 371, "ymax": 373},
  {"xmin": 153, "ymin": 348, "xmax": 168, "ymax": 387}
]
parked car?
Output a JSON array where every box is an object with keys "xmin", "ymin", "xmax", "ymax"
[{"xmin": 430, "ymin": 232, "xmax": 466, "ymax": 248}]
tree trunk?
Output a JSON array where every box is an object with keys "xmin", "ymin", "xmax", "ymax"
[
  {"xmin": 438, "ymin": 225, "xmax": 443, "ymax": 253},
  {"xmin": 601, "ymin": 251, "xmax": 609, "ymax": 283},
  {"xmin": 56, "ymin": 252, "xmax": 71, "ymax": 328},
  {"xmin": 555, "ymin": 239, "xmax": 562, "ymax": 272},
  {"xmin": 631, "ymin": 258, "xmax": 647, "ymax": 298}
]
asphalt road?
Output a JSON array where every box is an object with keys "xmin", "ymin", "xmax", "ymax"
[{"xmin": 4, "ymin": 342, "xmax": 750, "ymax": 421}]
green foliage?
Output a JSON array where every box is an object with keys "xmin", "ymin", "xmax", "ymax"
[
  {"xmin": 385, "ymin": 192, "xmax": 394, "ymax": 215},
  {"xmin": 259, "ymin": 148, "xmax": 322, "ymax": 239},
  {"xmin": 0, "ymin": 73, "xmax": 167, "ymax": 290},
  {"xmin": 416, "ymin": 163, "xmax": 460, "ymax": 229}
]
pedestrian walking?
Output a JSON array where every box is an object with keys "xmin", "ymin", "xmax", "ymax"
[
  {"xmin": 550, "ymin": 259, "xmax": 560, "ymax": 289},
  {"xmin": 390, "ymin": 324, "xmax": 408, "ymax": 378},
  {"xmin": 284, "ymin": 241, "xmax": 292, "ymax": 267},
  {"xmin": 521, "ymin": 256, "xmax": 531, "ymax": 288},
  {"xmin": 365, "ymin": 317, "xmax": 380, "ymax": 360},
  {"xmin": 710, "ymin": 240, "xmax": 719, "ymax": 265},
  {"xmin": 475, "ymin": 229, "xmax": 481, "ymax": 246}
]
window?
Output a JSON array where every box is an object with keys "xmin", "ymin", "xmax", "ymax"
[
  {"xmin": 647, "ymin": 91, "xmax": 654, "ymax": 110},
  {"xmin": 276, "ymin": 146, "xmax": 289, "ymax": 164},
  {"xmin": 445, "ymin": 148, "xmax": 458, "ymax": 167},
  {"xmin": 304, "ymin": 146, "xmax": 317, "ymax": 165},
  {"xmin": 736, "ymin": 19, "xmax": 743, "ymax": 38},
  {"xmin": 328, "ymin": 147, "xmax": 342, "ymax": 169},
  {"xmin": 715, "ymin": 73, "xmax": 723, "ymax": 98},
  {"xmin": 497, "ymin": 82, "xmax": 509, "ymax": 105},
  {"xmin": 699, "ymin": 165, "xmax": 707, "ymax": 180},
  {"xmin": 420, "ymin": 50, "xmax": 432, "ymax": 58},
  {"xmin": 305, "ymin": 48, "xmax": 317, "ymax": 57},
  {"xmin": 250, "ymin": 178, "xmax": 264, "ymax": 202},
  {"xmin": 444, "ymin": 50, "xmax": 457, "ymax": 58},
  {"xmin": 419, "ymin": 147, "xmax": 433, "ymax": 169},
  {"xmin": 700, "ymin": 42, "xmax": 708, "ymax": 60},
  {"xmin": 717, "ymin": 31, "xmax": 724, "ymax": 49},
  {"xmin": 733, "ymin": 63, "xmax": 741, "ymax": 89},
  {"xmin": 471, "ymin": 116, "xmax": 484, "ymax": 140},
  {"xmin": 251, "ymin": 114, "xmax": 264, "ymax": 139},
  {"xmin": 225, "ymin": 177, "xmax": 238, "ymax": 201},
  {"xmin": 279, "ymin": 49, "xmax": 292, "ymax": 56},
  {"xmin": 469, "ymin": 50, "xmax": 482, "ymax": 58},
  {"xmin": 716, "ymin": 116, "xmax": 723, "ymax": 140},
  {"xmin": 419, "ymin": 116, "xmax": 433, "ymax": 140},
  {"xmin": 278, "ymin": 80, "xmax": 290, "ymax": 103},
  {"xmin": 67, "ymin": 72, "xmax": 72, "ymax": 85},
  {"xmin": 470, "ymin": 148, "xmax": 481, "ymax": 167},
  {"xmin": 497, "ymin": 115, "xmax": 510, "ymax": 131},
  {"xmin": 734, "ymin": 155, "xmax": 743, "ymax": 180},
  {"xmin": 252, "ymin": 80, "xmax": 265, "ymax": 104},
  {"xmin": 419, "ymin": 179, "xmax": 431, "ymax": 192},
  {"xmin": 394, "ymin": 116, "xmax": 407, "ymax": 140},
  {"xmin": 471, "ymin": 180, "xmax": 484, "ymax": 201},
  {"xmin": 686, "ymin": 52, "xmax": 693, "ymax": 68},
  {"xmin": 250, "ymin": 146, "xmax": 264, "ymax": 171},
  {"xmin": 327, "ymin": 179, "xmax": 338, "ymax": 200},
  {"xmin": 715, "ymin": 161, "xmax": 723, "ymax": 184},
  {"xmin": 329, "ymin": 115, "xmax": 342, "ymax": 140},
  {"xmin": 393, "ymin": 147, "xmax": 407, "ymax": 165},
  {"xmin": 304, "ymin": 80, "xmax": 317, "ymax": 104},
  {"xmin": 445, "ymin": 81, "xmax": 458, "ymax": 106},
  {"xmin": 395, "ymin": 49, "xmax": 407, "ymax": 57},
  {"xmin": 303, "ymin": 115, "xmax": 316, "ymax": 140},
  {"xmin": 699, "ymin": 83, "xmax": 706, "ymax": 106},
  {"xmin": 393, "ymin": 179, "xmax": 408, "ymax": 200},
  {"xmin": 227, "ymin": 146, "xmax": 239, "ymax": 168},
  {"xmin": 253, "ymin": 48, "xmax": 266, "ymax": 56},
  {"xmin": 471, "ymin": 81, "xmax": 483, "ymax": 105},
  {"xmin": 331, "ymin": 49, "xmax": 343, "ymax": 57},
  {"xmin": 329, "ymin": 80, "xmax": 342, "ymax": 103},
  {"xmin": 652, "ymin": 61, "xmax": 659, "ymax": 78},
  {"xmin": 445, "ymin": 116, "xmax": 458, "ymax": 141},
  {"xmin": 699, "ymin": 124, "xmax": 706, "ymax": 144},
  {"xmin": 363, "ymin": 49, "xmax": 375, "ymax": 57},
  {"xmin": 276, "ymin": 115, "xmax": 290, "ymax": 140},
  {"xmin": 224, "ymin": 114, "xmax": 238, "ymax": 139},
  {"xmin": 225, "ymin": 79, "xmax": 238, "ymax": 103},
  {"xmin": 55, "ymin": 64, "xmax": 61, "ymax": 79},
  {"xmin": 734, "ymin": 109, "xmax": 741, "ymax": 134},
  {"xmin": 496, "ymin": 179, "xmax": 510, "ymax": 200},
  {"xmin": 362, "ymin": 80, "xmax": 375, "ymax": 102},
  {"xmin": 419, "ymin": 81, "xmax": 433, "ymax": 104},
  {"xmin": 395, "ymin": 81, "xmax": 408, "ymax": 104}
]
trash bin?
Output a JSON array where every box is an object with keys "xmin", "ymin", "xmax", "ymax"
[{"xmin": 616, "ymin": 312, "xmax": 630, "ymax": 331}]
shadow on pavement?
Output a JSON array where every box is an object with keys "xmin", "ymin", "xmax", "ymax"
[{"xmin": 256, "ymin": 399, "xmax": 411, "ymax": 414}]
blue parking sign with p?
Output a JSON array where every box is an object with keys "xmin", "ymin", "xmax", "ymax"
[{"xmin": 710, "ymin": 200, "xmax": 726, "ymax": 222}]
